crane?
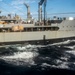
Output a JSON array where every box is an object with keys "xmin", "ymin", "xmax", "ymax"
[
  {"xmin": 38, "ymin": 0, "xmax": 47, "ymax": 25},
  {"xmin": 43, "ymin": 0, "xmax": 47, "ymax": 25},
  {"xmin": 39, "ymin": 0, "xmax": 45, "ymax": 5},
  {"xmin": 24, "ymin": 3, "xmax": 32, "ymax": 20}
]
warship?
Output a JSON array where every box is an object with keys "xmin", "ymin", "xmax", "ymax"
[{"xmin": 0, "ymin": 0, "xmax": 75, "ymax": 45}]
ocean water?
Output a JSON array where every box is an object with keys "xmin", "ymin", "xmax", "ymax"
[{"xmin": 0, "ymin": 40, "xmax": 75, "ymax": 75}]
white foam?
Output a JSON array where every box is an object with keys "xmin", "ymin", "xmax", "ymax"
[
  {"xmin": 50, "ymin": 40, "xmax": 70, "ymax": 46},
  {"xmin": 16, "ymin": 46, "xmax": 26, "ymax": 50},
  {"xmin": 41, "ymin": 63, "xmax": 51, "ymax": 67},
  {"xmin": 2, "ymin": 58, "xmax": 36, "ymax": 66},
  {"xmin": 0, "ymin": 51, "xmax": 39, "ymax": 66},
  {"xmin": 41, "ymin": 62, "xmax": 69, "ymax": 69},
  {"xmin": 66, "ymin": 51, "xmax": 75, "ymax": 55},
  {"xmin": 53, "ymin": 62, "xmax": 69, "ymax": 69},
  {"xmin": 51, "ymin": 40, "xmax": 75, "ymax": 46},
  {"xmin": 64, "ymin": 45, "xmax": 75, "ymax": 50},
  {"xmin": 60, "ymin": 57, "xmax": 69, "ymax": 61},
  {"xmin": 56, "ymin": 59, "xmax": 62, "ymax": 63},
  {"xmin": 2, "ymin": 52, "xmax": 38, "ymax": 59},
  {"xmin": 5, "ymin": 44, "xmax": 39, "ymax": 52}
]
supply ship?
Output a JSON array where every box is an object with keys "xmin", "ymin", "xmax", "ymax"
[{"xmin": 0, "ymin": 0, "xmax": 75, "ymax": 45}]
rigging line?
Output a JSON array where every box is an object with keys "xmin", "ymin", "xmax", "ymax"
[
  {"xmin": 47, "ymin": 12, "xmax": 75, "ymax": 15},
  {"xmin": 0, "ymin": 1, "xmax": 26, "ymax": 15},
  {"xmin": 1, "ymin": 1, "xmax": 25, "ymax": 15},
  {"xmin": 0, "ymin": 5, "xmax": 11, "ymax": 14},
  {"xmin": 27, "ymin": 12, "xmax": 75, "ymax": 16}
]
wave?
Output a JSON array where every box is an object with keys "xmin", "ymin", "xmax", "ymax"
[
  {"xmin": 0, "ymin": 39, "xmax": 75, "ymax": 70},
  {"xmin": 51, "ymin": 39, "xmax": 75, "ymax": 46},
  {"xmin": 66, "ymin": 51, "xmax": 75, "ymax": 55},
  {"xmin": 0, "ymin": 52, "xmax": 38, "ymax": 66},
  {"xmin": 0, "ymin": 44, "xmax": 39, "ymax": 66},
  {"xmin": 41, "ymin": 62, "xmax": 69, "ymax": 69}
]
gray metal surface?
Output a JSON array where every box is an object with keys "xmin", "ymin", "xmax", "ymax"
[{"xmin": 0, "ymin": 19, "xmax": 75, "ymax": 43}]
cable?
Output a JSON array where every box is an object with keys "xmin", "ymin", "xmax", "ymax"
[
  {"xmin": 0, "ymin": 1, "xmax": 25, "ymax": 15},
  {"xmin": 0, "ymin": 5, "xmax": 11, "ymax": 14}
]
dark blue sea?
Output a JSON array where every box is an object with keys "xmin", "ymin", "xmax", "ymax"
[{"xmin": 0, "ymin": 40, "xmax": 75, "ymax": 75}]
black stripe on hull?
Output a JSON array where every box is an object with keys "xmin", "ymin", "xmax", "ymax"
[{"xmin": 0, "ymin": 37, "xmax": 75, "ymax": 45}]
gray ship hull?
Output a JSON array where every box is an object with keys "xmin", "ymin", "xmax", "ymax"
[{"xmin": 0, "ymin": 30, "xmax": 75, "ymax": 45}]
